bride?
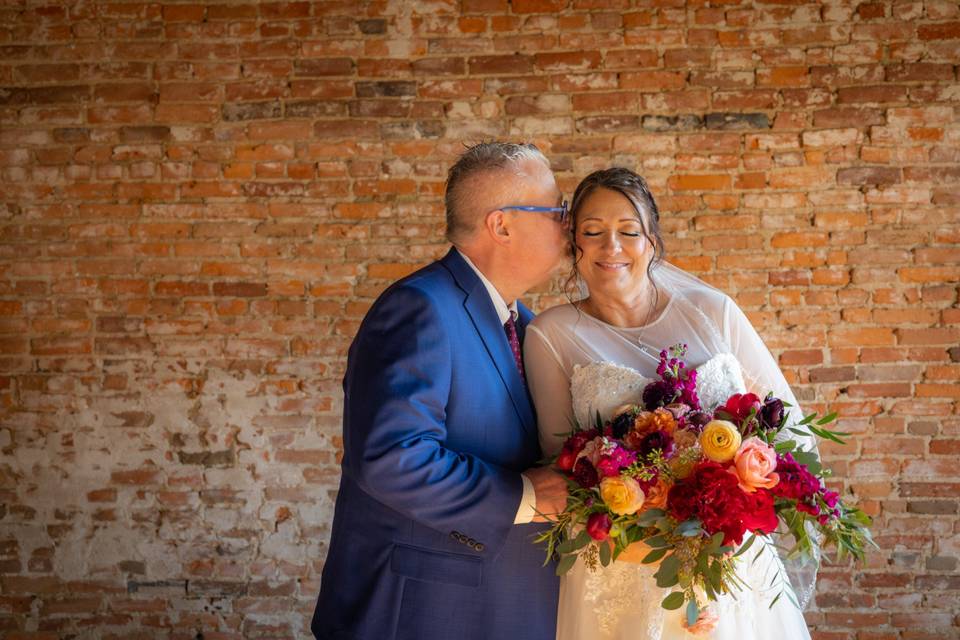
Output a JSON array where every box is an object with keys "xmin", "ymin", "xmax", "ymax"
[{"xmin": 524, "ymin": 168, "xmax": 818, "ymax": 639}]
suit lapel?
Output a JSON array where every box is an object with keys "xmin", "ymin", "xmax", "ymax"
[{"xmin": 442, "ymin": 249, "xmax": 536, "ymax": 437}]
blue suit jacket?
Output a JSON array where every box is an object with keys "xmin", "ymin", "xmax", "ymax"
[{"xmin": 312, "ymin": 249, "xmax": 559, "ymax": 640}]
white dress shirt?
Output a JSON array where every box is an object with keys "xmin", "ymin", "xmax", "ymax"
[{"xmin": 456, "ymin": 249, "xmax": 537, "ymax": 525}]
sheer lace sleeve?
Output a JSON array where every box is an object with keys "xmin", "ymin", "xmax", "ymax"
[
  {"xmin": 722, "ymin": 297, "xmax": 811, "ymax": 444},
  {"xmin": 721, "ymin": 295, "xmax": 821, "ymax": 610},
  {"xmin": 524, "ymin": 323, "xmax": 575, "ymax": 459}
]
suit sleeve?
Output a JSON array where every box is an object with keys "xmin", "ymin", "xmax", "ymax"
[{"xmin": 342, "ymin": 284, "xmax": 523, "ymax": 555}]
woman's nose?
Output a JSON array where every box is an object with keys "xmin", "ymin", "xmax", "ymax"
[{"xmin": 601, "ymin": 232, "xmax": 620, "ymax": 251}]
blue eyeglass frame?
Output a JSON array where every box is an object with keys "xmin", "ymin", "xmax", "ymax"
[{"xmin": 499, "ymin": 200, "xmax": 570, "ymax": 225}]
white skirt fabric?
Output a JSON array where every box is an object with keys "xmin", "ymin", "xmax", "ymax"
[{"xmin": 555, "ymin": 540, "xmax": 811, "ymax": 640}]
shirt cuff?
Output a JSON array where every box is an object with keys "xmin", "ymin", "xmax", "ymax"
[{"xmin": 513, "ymin": 473, "xmax": 537, "ymax": 524}]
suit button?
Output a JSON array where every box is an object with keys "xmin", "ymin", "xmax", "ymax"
[
  {"xmin": 475, "ymin": 543, "xmax": 485, "ymax": 552},
  {"xmin": 450, "ymin": 531, "xmax": 459, "ymax": 540},
  {"xmin": 466, "ymin": 538, "xmax": 477, "ymax": 548}
]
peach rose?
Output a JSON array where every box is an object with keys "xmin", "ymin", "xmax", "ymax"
[
  {"xmin": 576, "ymin": 437, "xmax": 604, "ymax": 466},
  {"xmin": 681, "ymin": 607, "xmax": 719, "ymax": 635},
  {"xmin": 732, "ymin": 437, "xmax": 780, "ymax": 493}
]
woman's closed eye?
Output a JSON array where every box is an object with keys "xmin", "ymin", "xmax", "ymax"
[{"xmin": 581, "ymin": 230, "xmax": 642, "ymax": 237}]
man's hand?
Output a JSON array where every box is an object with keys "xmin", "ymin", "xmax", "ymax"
[{"xmin": 522, "ymin": 466, "xmax": 568, "ymax": 523}]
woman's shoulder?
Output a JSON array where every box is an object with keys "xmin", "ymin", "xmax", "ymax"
[{"xmin": 667, "ymin": 277, "xmax": 733, "ymax": 317}]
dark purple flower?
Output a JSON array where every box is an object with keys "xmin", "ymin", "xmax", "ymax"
[
  {"xmin": 683, "ymin": 411, "xmax": 712, "ymax": 433},
  {"xmin": 760, "ymin": 397, "xmax": 785, "ymax": 431},
  {"xmin": 572, "ymin": 457, "xmax": 599, "ymax": 489},
  {"xmin": 609, "ymin": 411, "xmax": 635, "ymax": 439},
  {"xmin": 643, "ymin": 380, "xmax": 676, "ymax": 410},
  {"xmin": 639, "ymin": 429, "xmax": 675, "ymax": 459}
]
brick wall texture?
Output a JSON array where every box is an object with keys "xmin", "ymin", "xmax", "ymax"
[{"xmin": 0, "ymin": 0, "xmax": 958, "ymax": 637}]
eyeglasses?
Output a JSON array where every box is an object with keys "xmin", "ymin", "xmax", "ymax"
[{"xmin": 499, "ymin": 200, "xmax": 569, "ymax": 225}]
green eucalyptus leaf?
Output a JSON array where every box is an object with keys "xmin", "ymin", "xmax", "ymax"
[
  {"xmin": 644, "ymin": 535, "xmax": 670, "ymax": 549},
  {"xmin": 774, "ymin": 440, "xmax": 796, "ymax": 453},
  {"xmin": 573, "ymin": 530, "xmax": 592, "ymax": 550},
  {"xmin": 598, "ymin": 541, "xmax": 611, "ymax": 567},
  {"xmin": 642, "ymin": 547, "xmax": 668, "ymax": 564},
  {"xmin": 556, "ymin": 554, "xmax": 577, "ymax": 576},
  {"xmin": 661, "ymin": 591, "xmax": 685, "ymax": 610},
  {"xmin": 654, "ymin": 554, "xmax": 680, "ymax": 588},
  {"xmin": 816, "ymin": 412, "xmax": 838, "ymax": 425},
  {"xmin": 556, "ymin": 538, "xmax": 579, "ymax": 554},
  {"xmin": 733, "ymin": 534, "xmax": 756, "ymax": 558}
]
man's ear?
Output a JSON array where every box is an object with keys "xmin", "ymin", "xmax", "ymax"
[{"xmin": 484, "ymin": 209, "xmax": 512, "ymax": 246}]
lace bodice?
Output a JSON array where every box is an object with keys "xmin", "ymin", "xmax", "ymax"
[{"xmin": 570, "ymin": 353, "xmax": 746, "ymax": 429}]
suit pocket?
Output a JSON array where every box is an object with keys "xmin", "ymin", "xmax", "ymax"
[{"xmin": 390, "ymin": 543, "xmax": 482, "ymax": 588}]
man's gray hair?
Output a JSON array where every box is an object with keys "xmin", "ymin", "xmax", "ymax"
[{"xmin": 444, "ymin": 142, "xmax": 551, "ymax": 243}]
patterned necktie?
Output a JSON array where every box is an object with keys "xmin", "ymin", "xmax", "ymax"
[{"xmin": 504, "ymin": 313, "xmax": 526, "ymax": 384}]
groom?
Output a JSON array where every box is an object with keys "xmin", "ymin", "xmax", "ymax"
[{"xmin": 311, "ymin": 142, "xmax": 569, "ymax": 640}]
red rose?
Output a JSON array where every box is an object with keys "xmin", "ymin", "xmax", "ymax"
[
  {"xmin": 556, "ymin": 449, "xmax": 577, "ymax": 472},
  {"xmin": 586, "ymin": 512, "xmax": 612, "ymax": 541},
  {"xmin": 740, "ymin": 489, "xmax": 778, "ymax": 535},
  {"xmin": 720, "ymin": 393, "xmax": 762, "ymax": 423}
]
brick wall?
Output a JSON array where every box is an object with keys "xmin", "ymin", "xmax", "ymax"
[{"xmin": 1, "ymin": 0, "xmax": 958, "ymax": 638}]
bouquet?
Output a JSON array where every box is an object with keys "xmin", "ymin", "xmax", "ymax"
[{"xmin": 536, "ymin": 344, "xmax": 874, "ymax": 630}]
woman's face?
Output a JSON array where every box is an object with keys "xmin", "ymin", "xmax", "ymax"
[{"xmin": 573, "ymin": 187, "xmax": 654, "ymax": 300}]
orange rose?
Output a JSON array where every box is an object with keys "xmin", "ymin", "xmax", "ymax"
[
  {"xmin": 641, "ymin": 477, "xmax": 671, "ymax": 511},
  {"xmin": 732, "ymin": 437, "xmax": 780, "ymax": 493},
  {"xmin": 632, "ymin": 411, "xmax": 656, "ymax": 436},
  {"xmin": 651, "ymin": 408, "xmax": 677, "ymax": 434}
]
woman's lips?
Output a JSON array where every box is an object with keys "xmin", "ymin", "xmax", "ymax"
[{"xmin": 595, "ymin": 261, "xmax": 630, "ymax": 272}]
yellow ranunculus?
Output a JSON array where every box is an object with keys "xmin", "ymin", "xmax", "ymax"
[
  {"xmin": 700, "ymin": 420, "xmax": 742, "ymax": 463},
  {"xmin": 600, "ymin": 476, "xmax": 646, "ymax": 515}
]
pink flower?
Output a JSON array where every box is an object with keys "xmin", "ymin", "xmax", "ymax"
[
  {"xmin": 772, "ymin": 453, "xmax": 821, "ymax": 502},
  {"xmin": 731, "ymin": 437, "xmax": 780, "ymax": 493},
  {"xmin": 596, "ymin": 446, "xmax": 638, "ymax": 478},
  {"xmin": 576, "ymin": 437, "xmax": 605, "ymax": 467}
]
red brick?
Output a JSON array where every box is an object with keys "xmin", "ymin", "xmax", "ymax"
[
  {"xmin": 918, "ymin": 22, "xmax": 960, "ymax": 40},
  {"xmin": 511, "ymin": 0, "xmax": 565, "ymax": 12},
  {"xmin": 668, "ymin": 174, "xmax": 731, "ymax": 191},
  {"xmin": 0, "ymin": 4, "xmax": 955, "ymax": 633}
]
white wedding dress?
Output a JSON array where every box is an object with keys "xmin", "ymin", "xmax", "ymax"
[{"xmin": 524, "ymin": 265, "xmax": 817, "ymax": 640}]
